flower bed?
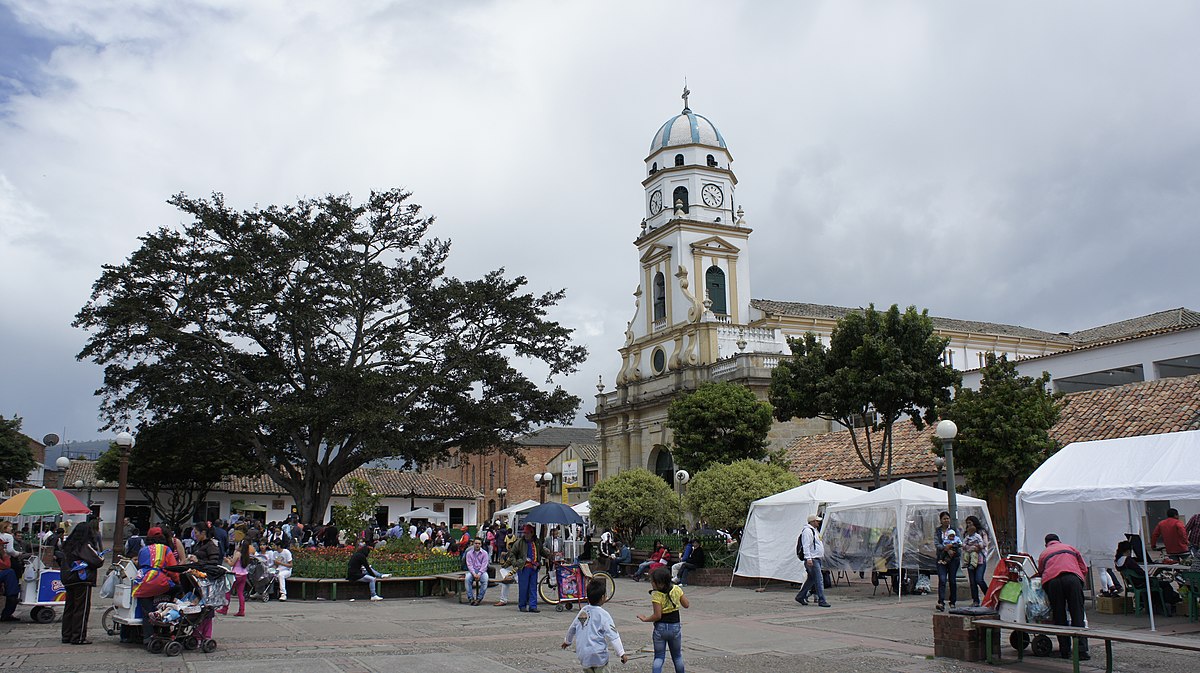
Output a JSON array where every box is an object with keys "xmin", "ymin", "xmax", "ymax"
[{"xmin": 292, "ymin": 546, "xmax": 462, "ymax": 579}]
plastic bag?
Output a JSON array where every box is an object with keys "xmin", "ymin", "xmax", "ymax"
[
  {"xmin": 100, "ymin": 569, "xmax": 117, "ymax": 599},
  {"xmin": 1025, "ymin": 577, "xmax": 1051, "ymax": 622}
]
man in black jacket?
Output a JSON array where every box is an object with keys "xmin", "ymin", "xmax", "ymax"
[{"xmin": 347, "ymin": 543, "xmax": 387, "ymax": 601}]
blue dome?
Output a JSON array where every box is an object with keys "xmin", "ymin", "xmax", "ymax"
[{"xmin": 650, "ymin": 109, "xmax": 727, "ymax": 152}]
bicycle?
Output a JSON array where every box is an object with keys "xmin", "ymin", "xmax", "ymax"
[{"xmin": 537, "ymin": 560, "xmax": 616, "ymax": 611}]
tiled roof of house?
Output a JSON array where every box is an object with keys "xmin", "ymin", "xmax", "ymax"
[
  {"xmin": 1068, "ymin": 308, "xmax": 1200, "ymax": 345},
  {"xmin": 60, "ymin": 461, "xmax": 480, "ymax": 500},
  {"xmin": 751, "ymin": 299, "xmax": 1075, "ymax": 344},
  {"xmin": 785, "ymin": 374, "xmax": 1200, "ymax": 483},
  {"xmin": 517, "ymin": 426, "xmax": 596, "ymax": 447},
  {"xmin": 1048, "ymin": 374, "xmax": 1200, "ymax": 443}
]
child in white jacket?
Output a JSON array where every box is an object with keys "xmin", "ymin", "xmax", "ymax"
[{"xmin": 562, "ymin": 578, "xmax": 627, "ymax": 672}]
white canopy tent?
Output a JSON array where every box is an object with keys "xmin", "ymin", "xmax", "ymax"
[
  {"xmin": 734, "ymin": 480, "xmax": 863, "ymax": 583},
  {"xmin": 493, "ymin": 499, "xmax": 540, "ymax": 523},
  {"xmin": 822, "ymin": 479, "xmax": 998, "ymax": 599},
  {"xmin": 1016, "ymin": 430, "xmax": 1200, "ymax": 631},
  {"xmin": 572, "ymin": 501, "xmax": 590, "ymax": 519},
  {"xmin": 393, "ymin": 507, "xmax": 448, "ymax": 521}
]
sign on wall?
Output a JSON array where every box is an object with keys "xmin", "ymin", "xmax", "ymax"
[{"xmin": 562, "ymin": 459, "xmax": 580, "ymax": 487}]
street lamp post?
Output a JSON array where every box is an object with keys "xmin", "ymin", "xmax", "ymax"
[
  {"xmin": 933, "ymin": 455, "xmax": 945, "ymax": 490},
  {"xmin": 533, "ymin": 472, "xmax": 553, "ymax": 504},
  {"xmin": 113, "ymin": 431, "xmax": 134, "ymax": 555},
  {"xmin": 935, "ymin": 420, "xmax": 959, "ymax": 528},
  {"xmin": 74, "ymin": 477, "xmax": 108, "ymax": 507},
  {"xmin": 496, "ymin": 487, "xmax": 508, "ymax": 511}
]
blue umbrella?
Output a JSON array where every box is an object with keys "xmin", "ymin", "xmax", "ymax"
[{"xmin": 521, "ymin": 501, "xmax": 585, "ymax": 526}]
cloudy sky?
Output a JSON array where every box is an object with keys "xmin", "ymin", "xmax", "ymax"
[{"xmin": 1, "ymin": 1, "xmax": 1197, "ymax": 445}]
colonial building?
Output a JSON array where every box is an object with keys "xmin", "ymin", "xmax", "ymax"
[
  {"xmin": 589, "ymin": 91, "xmax": 1073, "ymax": 484},
  {"xmin": 422, "ymin": 426, "xmax": 596, "ymax": 520},
  {"xmin": 61, "ymin": 460, "xmax": 481, "ymax": 537}
]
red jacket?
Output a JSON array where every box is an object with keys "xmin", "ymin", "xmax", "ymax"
[
  {"xmin": 1150, "ymin": 517, "xmax": 1188, "ymax": 554},
  {"xmin": 1037, "ymin": 541, "xmax": 1087, "ymax": 583}
]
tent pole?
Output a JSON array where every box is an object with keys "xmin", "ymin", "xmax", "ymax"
[
  {"xmin": 896, "ymin": 506, "xmax": 904, "ymax": 604},
  {"xmin": 1135, "ymin": 502, "xmax": 1155, "ymax": 631}
]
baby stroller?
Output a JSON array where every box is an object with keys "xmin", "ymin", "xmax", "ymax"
[
  {"xmin": 144, "ymin": 563, "xmax": 229, "ymax": 656},
  {"xmin": 246, "ymin": 557, "xmax": 278, "ymax": 602}
]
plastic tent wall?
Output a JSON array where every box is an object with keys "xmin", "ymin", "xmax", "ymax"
[
  {"xmin": 821, "ymin": 479, "xmax": 998, "ymax": 577},
  {"xmin": 734, "ymin": 480, "xmax": 864, "ymax": 583},
  {"xmin": 1016, "ymin": 430, "xmax": 1200, "ymax": 562}
]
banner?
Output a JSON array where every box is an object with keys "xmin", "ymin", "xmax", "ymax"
[{"xmin": 562, "ymin": 459, "xmax": 580, "ymax": 487}]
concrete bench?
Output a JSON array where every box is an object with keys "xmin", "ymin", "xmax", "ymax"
[
  {"xmin": 974, "ymin": 617, "xmax": 1200, "ymax": 673},
  {"xmin": 288, "ymin": 575, "xmax": 441, "ymax": 601},
  {"xmin": 435, "ymin": 570, "xmax": 516, "ymax": 603}
]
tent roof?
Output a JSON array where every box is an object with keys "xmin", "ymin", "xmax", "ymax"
[
  {"xmin": 826, "ymin": 479, "xmax": 987, "ymax": 512},
  {"xmin": 1017, "ymin": 429, "xmax": 1200, "ymax": 504},
  {"xmin": 494, "ymin": 499, "xmax": 540, "ymax": 517},
  {"xmin": 395, "ymin": 507, "xmax": 447, "ymax": 520},
  {"xmin": 753, "ymin": 479, "xmax": 863, "ymax": 507},
  {"xmin": 572, "ymin": 501, "xmax": 590, "ymax": 515}
]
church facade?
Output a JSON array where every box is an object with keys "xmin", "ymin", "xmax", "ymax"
[{"xmin": 588, "ymin": 92, "xmax": 1075, "ymax": 485}]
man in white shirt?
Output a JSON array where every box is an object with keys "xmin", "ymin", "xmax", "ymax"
[
  {"xmin": 795, "ymin": 514, "xmax": 831, "ymax": 607},
  {"xmin": 272, "ymin": 542, "xmax": 293, "ymax": 601},
  {"xmin": 408, "ymin": 523, "xmax": 418, "ymax": 539}
]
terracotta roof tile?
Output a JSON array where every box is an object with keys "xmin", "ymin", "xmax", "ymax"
[
  {"xmin": 785, "ymin": 374, "xmax": 1200, "ymax": 483},
  {"xmin": 60, "ymin": 461, "xmax": 480, "ymax": 500}
]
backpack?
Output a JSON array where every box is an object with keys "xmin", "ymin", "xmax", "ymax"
[{"xmin": 795, "ymin": 529, "xmax": 807, "ymax": 561}]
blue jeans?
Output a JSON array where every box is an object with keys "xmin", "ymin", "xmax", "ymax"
[
  {"xmin": 359, "ymin": 574, "xmax": 378, "ymax": 597},
  {"xmin": 797, "ymin": 558, "xmax": 826, "ymax": 603},
  {"xmin": 517, "ymin": 565, "xmax": 538, "ymax": 610},
  {"xmin": 652, "ymin": 621, "xmax": 684, "ymax": 673},
  {"xmin": 968, "ymin": 563, "xmax": 988, "ymax": 603},
  {"xmin": 466, "ymin": 571, "xmax": 488, "ymax": 603},
  {"xmin": 937, "ymin": 556, "xmax": 960, "ymax": 605}
]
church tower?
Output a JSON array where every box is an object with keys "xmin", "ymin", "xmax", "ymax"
[{"xmin": 617, "ymin": 88, "xmax": 754, "ymax": 385}]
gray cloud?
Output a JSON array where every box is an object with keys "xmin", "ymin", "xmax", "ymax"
[{"xmin": 1, "ymin": 1, "xmax": 1197, "ymax": 442}]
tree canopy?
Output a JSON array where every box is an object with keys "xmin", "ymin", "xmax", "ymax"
[
  {"xmin": 95, "ymin": 414, "xmax": 258, "ymax": 530},
  {"xmin": 683, "ymin": 459, "xmax": 800, "ymax": 532},
  {"xmin": 76, "ymin": 189, "xmax": 586, "ymax": 524},
  {"xmin": 940, "ymin": 353, "xmax": 1065, "ymax": 539},
  {"xmin": 589, "ymin": 469, "xmax": 682, "ymax": 540},
  {"xmin": 666, "ymin": 381, "xmax": 773, "ymax": 473},
  {"xmin": 0, "ymin": 415, "xmax": 37, "ymax": 488},
  {"xmin": 769, "ymin": 304, "xmax": 959, "ymax": 487}
]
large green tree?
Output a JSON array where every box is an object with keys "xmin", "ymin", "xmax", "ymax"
[
  {"xmin": 589, "ymin": 469, "xmax": 682, "ymax": 540},
  {"xmin": 683, "ymin": 459, "xmax": 800, "ymax": 532},
  {"xmin": 940, "ymin": 353, "xmax": 1065, "ymax": 540},
  {"xmin": 666, "ymin": 381, "xmax": 773, "ymax": 473},
  {"xmin": 769, "ymin": 304, "xmax": 959, "ymax": 487},
  {"xmin": 95, "ymin": 415, "xmax": 258, "ymax": 530},
  {"xmin": 76, "ymin": 189, "xmax": 586, "ymax": 524},
  {"xmin": 0, "ymin": 415, "xmax": 37, "ymax": 488}
]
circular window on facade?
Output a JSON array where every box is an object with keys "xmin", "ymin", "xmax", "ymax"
[{"xmin": 652, "ymin": 347, "xmax": 666, "ymax": 374}]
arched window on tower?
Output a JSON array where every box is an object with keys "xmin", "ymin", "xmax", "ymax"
[
  {"xmin": 650, "ymin": 162, "xmax": 657, "ymax": 175},
  {"xmin": 653, "ymin": 272, "xmax": 666, "ymax": 321},
  {"xmin": 706, "ymin": 154, "xmax": 717, "ymax": 167},
  {"xmin": 674, "ymin": 154, "xmax": 684, "ymax": 167},
  {"xmin": 672, "ymin": 186, "xmax": 689, "ymax": 214},
  {"xmin": 706, "ymin": 265, "xmax": 727, "ymax": 315}
]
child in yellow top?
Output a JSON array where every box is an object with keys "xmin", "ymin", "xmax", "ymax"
[{"xmin": 637, "ymin": 567, "xmax": 689, "ymax": 673}]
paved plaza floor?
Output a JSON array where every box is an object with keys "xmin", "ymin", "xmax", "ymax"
[{"xmin": 2, "ymin": 579, "xmax": 1197, "ymax": 672}]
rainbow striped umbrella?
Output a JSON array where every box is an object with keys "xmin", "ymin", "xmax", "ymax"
[{"xmin": 0, "ymin": 488, "xmax": 92, "ymax": 517}]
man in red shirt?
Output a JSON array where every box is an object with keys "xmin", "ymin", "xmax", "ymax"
[
  {"xmin": 1037, "ymin": 533, "xmax": 1089, "ymax": 661},
  {"xmin": 1150, "ymin": 509, "xmax": 1189, "ymax": 561}
]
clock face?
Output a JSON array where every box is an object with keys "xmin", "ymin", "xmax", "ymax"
[
  {"xmin": 649, "ymin": 190, "xmax": 663, "ymax": 215},
  {"xmin": 702, "ymin": 184, "xmax": 723, "ymax": 207}
]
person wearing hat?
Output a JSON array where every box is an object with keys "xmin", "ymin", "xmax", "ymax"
[
  {"xmin": 513, "ymin": 523, "xmax": 541, "ymax": 612},
  {"xmin": 794, "ymin": 514, "xmax": 830, "ymax": 607}
]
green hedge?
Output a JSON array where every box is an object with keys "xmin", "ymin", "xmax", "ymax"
[
  {"xmin": 292, "ymin": 550, "xmax": 462, "ymax": 579},
  {"xmin": 630, "ymin": 535, "xmax": 738, "ymax": 568}
]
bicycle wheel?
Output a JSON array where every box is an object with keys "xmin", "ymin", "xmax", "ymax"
[
  {"xmin": 538, "ymin": 573, "xmax": 561, "ymax": 605},
  {"xmin": 590, "ymin": 571, "xmax": 617, "ymax": 602},
  {"xmin": 101, "ymin": 607, "xmax": 116, "ymax": 636}
]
